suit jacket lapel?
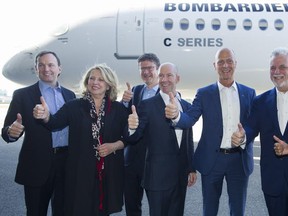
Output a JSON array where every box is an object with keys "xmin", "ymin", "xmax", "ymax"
[
  {"xmin": 139, "ymin": 86, "xmax": 160, "ymax": 104},
  {"xmin": 30, "ymin": 82, "xmax": 42, "ymax": 104},
  {"xmin": 237, "ymin": 83, "xmax": 246, "ymax": 122},
  {"xmin": 210, "ymin": 83, "xmax": 222, "ymax": 122},
  {"xmin": 268, "ymin": 88, "xmax": 282, "ymax": 134},
  {"xmin": 154, "ymin": 94, "xmax": 166, "ymax": 115},
  {"xmin": 132, "ymin": 85, "xmax": 145, "ymax": 106}
]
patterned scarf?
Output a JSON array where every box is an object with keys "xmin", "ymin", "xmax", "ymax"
[{"xmin": 83, "ymin": 92, "xmax": 106, "ymax": 210}]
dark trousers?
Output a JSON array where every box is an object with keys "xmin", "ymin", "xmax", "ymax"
[
  {"xmin": 201, "ymin": 152, "xmax": 248, "ymax": 216},
  {"xmin": 124, "ymin": 163, "xmax": 145, "ymax": 216},
  {"xmin": 145, "ymin": 180, "xmax": 187, "ymax": 216},
  {"xmin": 24, "ymin": 151, "xmax": 67, "ymax": 216},
  {"xmin": 264, "ymin": 171, "xmax": 288, "ymax": 216}
]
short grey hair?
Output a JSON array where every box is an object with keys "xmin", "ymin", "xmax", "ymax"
[{"xmin": 270, "ymin": 47, "xmax": 288, "ymax": 59}]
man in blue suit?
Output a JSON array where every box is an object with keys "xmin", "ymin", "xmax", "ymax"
[
  {"xmin": 233, "ymin": 47, "xmax": 288, "ymax": 216},
  {"xmin": 166, "ymin": 48, "xmax": 256, "ymax": 216},
  {"xmin": 127, "ymin": 62, "xmax": 197, "ymax": 216}
]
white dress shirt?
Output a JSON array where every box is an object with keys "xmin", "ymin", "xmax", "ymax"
[
  {"xmin": 218, "ymin": 81, "xmax": 241, "ymax": 149},
  {"xmin": 276, "ymin": 89, "xmax": 288, "ymax": 135},
  {"xmin": 161, "ymin": 91, "xmax": 183, "ymax": 147}
]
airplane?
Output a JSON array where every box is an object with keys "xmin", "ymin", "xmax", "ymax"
[{"xmin": 2, "ymin": 1, "xmax": 288, "ymax": 100}]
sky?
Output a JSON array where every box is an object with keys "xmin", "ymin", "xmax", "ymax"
[{"xmin": 0, "ymin": 0, "xmax": 151, "ymax": 95}]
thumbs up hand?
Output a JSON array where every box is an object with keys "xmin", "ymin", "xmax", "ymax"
[
  {"xmin": 7, "ymin": 113, "xmax": 25, "ymax": 138},
  {"xmin": 274, "ymin": 135, "xmax": 288, "ymax": 156},
  {"xmin": 128, "ymin": 105, "xmax": 139, "ymax": 129},
  {"xmin": 33, "ymin": 96, "xmax": 50, "ymax": 122},
  {"xmin": 165, "ymin": 92, "xmax": 179, "ymax": 120},
  {"xmin": 122, "ymin": 82, "xmax": 133, "ymax": 103},
  {"xmin": 231, "ymin": 123, "xmax": 246, "ymax": 146}
]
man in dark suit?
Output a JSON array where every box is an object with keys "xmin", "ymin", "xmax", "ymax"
[
  {"xmin": 1, "ymin": 51, "xmax": 76, "ymax": 216},
  {"xmin": 121, "ymin": 53, "xmax": 160, "ymax": 216},
  {"xmin": 166, "ymin": 48, "xmax": 256, "ymax": 216},
  {"xmin": 233, "ymin": 47, "xmax": 288, "ymax": 216},
  {"xmin": 127, "ymin": 62, "xmax": 197, "ymax": 216}
]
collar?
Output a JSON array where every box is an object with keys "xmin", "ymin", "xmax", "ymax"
[
  {"xmin": 39, "ymin": 80, "xmax": 61, "ymax": 92},
  {"xmin": 276, "ymin": 88, "xmax": 288, "ymax": 96},
  {"xmin": 217, "ymin": 81, "xmax": 238, "ymax": 92},
  {"xmin": 144, "ymin": 84, "xmax": 159, "ymax": 92},
  {"xmin": 160, "ymin": 90, "xmax": 181, "ymax": 105}
]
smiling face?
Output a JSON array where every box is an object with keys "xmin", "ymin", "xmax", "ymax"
[
  {"xmin": 87, "ymin": 69, "xmax": 109, "ymax": 99},
  {"xmin": 270, "ymin": 54, "xmax": 288, "ymax": 93},
  {"xmin": 158, "ymin": 63, "xmax": 179, "ymax": 95},
  {"xmin": 139, "ymin": 60, "xmax": 159, "ymax": 88},
  {"xmin": 213, "ymin": 48, "xmax": 237, "ymax": 87},
  {"xmin": 35, "ymin": 53, "xmax": 61, "ymax": 86}
]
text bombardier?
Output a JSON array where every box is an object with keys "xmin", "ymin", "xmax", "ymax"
[{"xmin": 164, "ymin": 3, "xmax": 288, "ymax": 12}]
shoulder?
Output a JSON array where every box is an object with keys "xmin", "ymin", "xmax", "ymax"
[
  {"xmin": 111, "ymin": 101, "xmax": 129, "ymax": 115},
  {"xmin": 198, "ymin": 83, "xmax": 217, "ymax": 92},
  {"xmin": 114, "ymin": 100, "xmax": 128, "ymax": 109},
  {"xmin": 195, "ymin": 83, "xmax": 218, "ymax": 97},
  {"xmin": 236, "ymin": 83, "xmax": 255, "ymax": 92},
  {"xmin": 132, "ymin": 84, "xmax": 145, "ymax": 96},
  {"xmin": 132, "ymin": 84, "xmax": 145, "ymax": 91},
  {"xmin": 112, "ymin": 100, "xmax": 125, "ymax": 108},
  {"xmin": 61, "ymin": 86, "xmax": 76, "ymax": 97},
  {"xmin": 180, "ymin": 98, "xmax": 191, "ymax": 105},
  {"xmin": 13, "ymin": 83, "xmax": 38, "ymax": 96},
  {"xmin": 61, "ymin": 86, "xmax": 74, "ymax": 92},
  {"xmin": 64, "ymin": 98, "xmax": 83, "ymax": 107},
  {"xmin": 255, "ymin": 88, "xmax": 275, "ymax": 100}
]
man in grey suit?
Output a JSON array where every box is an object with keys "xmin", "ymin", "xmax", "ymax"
[
  {"xmin": 1, "ymin": 51, "xmax": 76, "ymax": 216},
  {"xmin": 127, "ymin": 62, "xmax": 197, "ymax": 216},
  {"xmin": 166, "ymin": 48, "xmax": 256, "ymax": 216}
]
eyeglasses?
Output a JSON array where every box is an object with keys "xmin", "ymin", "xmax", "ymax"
[
  {"xmin": 140, "ymin": 66, "xmax": 155, "ymax": 72},
  {"xmin": 270, "ymin": 65, "xmax": 288, "ymax": 72}
]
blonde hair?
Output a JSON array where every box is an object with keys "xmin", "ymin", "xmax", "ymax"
[{"xmin": 81, "ymin": 63, "xmax": 119, "ymax": 101}]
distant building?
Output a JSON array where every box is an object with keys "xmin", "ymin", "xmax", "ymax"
[{"xmin": 0, "ymin": 89, "xmax": 11, "ymax": 104}]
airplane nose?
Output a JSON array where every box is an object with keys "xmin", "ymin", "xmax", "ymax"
[{"xmin": 2, "ymin": 50, "xmax": 38, "ymax": 86}]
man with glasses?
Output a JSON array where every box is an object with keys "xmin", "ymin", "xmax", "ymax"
[
  {"xmin": 233, "ymin": 47, "xmax": 288, "ymax": 216},
  {"xmin": 121, "ymin": 53, "xmax": 160, "ymax": 216},
  {"xmin": 165, "ymin": 48, "xmax": 256, "ymax": 216}
]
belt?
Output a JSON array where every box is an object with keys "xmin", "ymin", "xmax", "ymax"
[
  {"xmin": 53, "ymin": 146, "xmax": 68, "ymax": 154},
  {"xmin": 219, "ymin": 147, "xmax": 241, "ymax": 154}
]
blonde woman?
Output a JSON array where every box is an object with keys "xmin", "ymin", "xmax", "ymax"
[{"xmin": 33, "ymin": 64, "xmax": 128, "ymax": 216}]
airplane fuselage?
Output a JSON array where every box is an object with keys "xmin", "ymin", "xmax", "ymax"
[{"xmin": 3, "ymin": 2, "xmax": 287, "ymax": 98}]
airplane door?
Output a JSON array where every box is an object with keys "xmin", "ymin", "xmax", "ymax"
[{"xmin": 115, "ymin": 6, "xmax": 143, "ymax": 59}]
